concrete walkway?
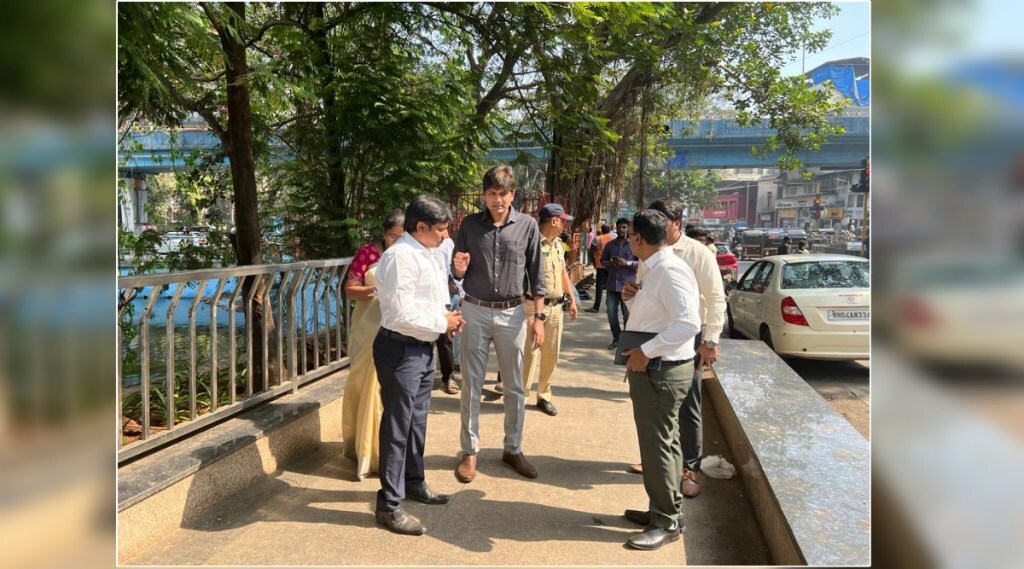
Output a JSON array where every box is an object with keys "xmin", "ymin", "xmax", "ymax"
[{"xmin": 126, "ymin": 305, "xmax": 769, "ymax": 566}]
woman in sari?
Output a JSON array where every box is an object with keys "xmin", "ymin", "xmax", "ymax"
[{"xmin": 341, "ymin": 210, "xmax": 405, "ymax": 479}]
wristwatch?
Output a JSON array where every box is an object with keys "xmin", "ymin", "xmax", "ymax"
[
  {"xmin": 534, "ymin": 312, "xmax": 547, "ymax": 322},
  {"xmin": 704, "ymin": 340, "xmax": 718, "ymax": 349}
]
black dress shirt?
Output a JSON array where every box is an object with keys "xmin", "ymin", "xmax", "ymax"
[{"xmin": 454, "ymin": 208, "xmax": 546, "ymax": 301}]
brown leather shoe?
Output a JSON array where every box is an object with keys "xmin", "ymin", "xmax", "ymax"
[
  {"xmin": 682, "ymin": 468, "xmax": 701, "ymax": 497},
  {"xmin": 502, "ymin": 451, "xmax": 538, "ymax": 479},
  {"xmin": 455, "ymin": 453, "xmax": 477, "ymax": 483}
]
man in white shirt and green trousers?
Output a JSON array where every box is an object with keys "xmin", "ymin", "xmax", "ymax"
[{"xmin": 619, "ymin": 209, "xmax": 702, "ymax": 551}]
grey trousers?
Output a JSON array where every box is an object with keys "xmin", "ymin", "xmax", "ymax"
[
  {"xmin": 628, "ymin": 360, "xmax": 694, "ymax": 529},
  {"xmin": 458, "ymin": 301, "xmax": 527, "ymax": 455}
]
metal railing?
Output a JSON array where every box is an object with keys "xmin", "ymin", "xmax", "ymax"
[{"xmin": 117, "ymin": 258, "xmax": 353, "ymax": 463}]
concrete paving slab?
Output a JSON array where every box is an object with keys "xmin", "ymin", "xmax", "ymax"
[{"xmin": 125, "ymin": 303, "xmax": 770, "ymax": 566}]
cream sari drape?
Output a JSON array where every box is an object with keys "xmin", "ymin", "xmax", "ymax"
[{"xmin": 341, "ymin": 264, "xmax": 383, "ymax": 479}]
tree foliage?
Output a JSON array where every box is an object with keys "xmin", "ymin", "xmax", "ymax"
[{"xmin": 119, "ymin": 2, "xmax": 850, "ymax": 249}]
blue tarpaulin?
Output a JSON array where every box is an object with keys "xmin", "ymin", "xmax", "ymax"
[{"xmin": 809, "ymin": 65, "xmax": 869, "ymax": 107}]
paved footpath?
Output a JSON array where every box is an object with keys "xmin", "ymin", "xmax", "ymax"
[{"xmin": 127, "ymin": 305, "xmax": 769, "ymax": 566}]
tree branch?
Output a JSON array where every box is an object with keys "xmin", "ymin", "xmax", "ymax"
[
  {"xmin": 151, "ymin": 66, "xmax": 228, "ymax": 142},
  {"xmin": 598, "ymin": 2, "xmax": 731, "ymax": 116},
  {"xmin": 246, "ymin": 19, "xmax": 308, "ymax": 47},
  {"xmin": 473, "ymin": 41, "xmax": 528, "ymax": 127}
]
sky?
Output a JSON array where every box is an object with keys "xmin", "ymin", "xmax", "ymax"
[
  {"xmin": 895, "ymin": 0, "xmax": 1024, "ymax": 74},
  {"xmin": 778, "ymin": 1, "xmax": 871, "ymax": 77}
]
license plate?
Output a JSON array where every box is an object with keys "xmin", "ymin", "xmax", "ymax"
[{"xmin": 827, "ymin": 309, "xmax": 870, "ymax": 321}]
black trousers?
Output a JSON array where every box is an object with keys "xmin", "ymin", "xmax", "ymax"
[
  {"xmin": 373, "ymin": 333, "xmax": 435, "ymax": 513},
  {"xmin": 591, "ymin": 267, "xmax": 608, "ymax": 309},
  {"xmin": 435, "ymin": 332, "xmax": 455, "ymax": 380}
]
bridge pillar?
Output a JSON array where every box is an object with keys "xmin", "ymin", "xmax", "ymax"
[{"xmin": 119, "ymin": 172, "xmax": 151, "ymax": 235}]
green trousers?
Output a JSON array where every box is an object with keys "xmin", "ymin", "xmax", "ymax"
[{"xmin": 627, "ymin": 360, "xmax": 694, "ymax": 529}]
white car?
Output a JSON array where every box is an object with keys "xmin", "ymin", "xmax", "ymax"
[
  {"xmin": 155, "ymin": 231, "xmax": 208, "ymax": 254},
  {"xmin": 727, "ymin": 254, "xmax": 870, "ymax": 360},
  {"xmin": 883, "ymin": 254, "xmax": 1024, "ymax": 372}
]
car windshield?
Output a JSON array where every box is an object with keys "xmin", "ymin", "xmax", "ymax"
[{"xmin": 781, "ymin": 260, "xmax": 869, "ymax": 289}]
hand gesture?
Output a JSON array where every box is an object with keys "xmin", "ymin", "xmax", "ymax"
[
  {"xmin": 445, "ymin": 310, "xmax": 466, "ymax": 336},
  {"xmin": 453, "ymin": 252, "xmax": 470, "ymax": 277},
  {"xmin": 622, "ymin": 281, "xmax": 640, "ymax": 301}
]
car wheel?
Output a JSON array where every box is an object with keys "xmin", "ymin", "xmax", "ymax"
[{"xmin": 759, "ymin": 324, "xmax": 774, "ymax": 350}]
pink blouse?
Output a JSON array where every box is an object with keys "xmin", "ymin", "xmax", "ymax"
[{"xmin": 347, "ymin": 242, "xmax": 382, "ymax": 285}]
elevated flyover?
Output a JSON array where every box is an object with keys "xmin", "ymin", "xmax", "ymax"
[{"xmin": 118, "ymin": 112, "xmax": 869, "ymax": 175}]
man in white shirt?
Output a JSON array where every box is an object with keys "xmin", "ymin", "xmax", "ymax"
[
  {"xmin": 624, "ymin": 198, "xmax": 727, "ymax": 498},
  {"xmin": 373, "ymin": 195, "xmax": 466, "ymax": 536},
  {"xmin": 619, "ymin": 209, "xmax": 701, "ymax": 551}
]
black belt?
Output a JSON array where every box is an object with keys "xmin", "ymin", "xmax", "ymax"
[
  {"xmin": 378, "ymin": 328, "xmax": 433, "ymax": 347},
  {"xmin": 661, "ymin": 357, "xmax": 694, "ymax": 367},
  {"xmin": 463, "ymin": 295, "xmax": 522, "ymax": 309},
  {"xmin": 524, "ymin": 294, "xmax": 565, "ymax": 306}
]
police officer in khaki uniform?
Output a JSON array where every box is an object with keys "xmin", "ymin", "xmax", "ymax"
[{"xmin": 523, "ymin": 203, "xmax": 579, "ymax": 416}]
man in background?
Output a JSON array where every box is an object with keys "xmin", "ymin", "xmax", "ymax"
[
  {"xmin": 522, "ymin": 203, "xmax": 579, "ymax": 417},
  {"xmin": 624, "ymin": 198, "xmax": 727, "ymax": 498},
  {"xmin": 585, "ymin": 224, "xmax": 614, "ymax": 313},
  {"xmin": 600, "ymin": 218, "xmax": 638, "ymax": 350}
]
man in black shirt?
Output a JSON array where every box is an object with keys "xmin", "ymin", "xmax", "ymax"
[{"xmin": 452, "ymin": 165, "xmax": 546, "ymax": 483}]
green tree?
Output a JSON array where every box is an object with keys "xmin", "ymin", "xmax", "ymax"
[
  {"xmin": 245, "ymin": 2, "xmax": 482, "ymax": 258},
  {"xmin": 521, "ymin": 2, "xmax": 845, "ymax": 226},
  {"xmin": 119, "ymin": 2, "xmax": 278, "ymax": 387}
]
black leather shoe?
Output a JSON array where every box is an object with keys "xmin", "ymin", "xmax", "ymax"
[
  {"xmin": 536, "ymin": 399, "xmax": 558, "ymax": 416},
  {"xmin": 626, "ymin": 523, "xmax": 682, "ymax": 550},
  {"xmin": 406, "ymin": 482, "xmax": 450, "ymax": 505},
  {"xmin": 623, "ymin": 509, "xmax": 650, "ymax": 526},
  {"xmin": 375, "ymin": 508, "xmax": 426, "ymax": 535},
  {"xmin": 608, "ymin": 341, "xmax": 618, "ymax": 350}
]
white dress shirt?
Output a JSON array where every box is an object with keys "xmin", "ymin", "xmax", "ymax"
[
  {"xmin": 626, "ymin": 246, "xmax": 702, "ymax": 361},
  {"xmin": 377, "ymin": 233, "xmax": 449, "ymax": 342},
  {"xmin": 637, "ymin": 234, "xmax": 726, "ymax": 344}
]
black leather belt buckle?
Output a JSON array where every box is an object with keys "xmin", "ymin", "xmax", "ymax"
[
  {"xmin": 465, "ymin": 295, "xmax": 522, "ymax": 310},
  {"xmin": 379, "ymin": 328, "xmax": 431, "ymax": 347}
]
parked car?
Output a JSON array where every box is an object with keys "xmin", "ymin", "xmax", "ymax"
[
  {"xmin": 715, "ymin": 243, "xmax": 739, "ymax": 294},
  {"xmin": 715, "ymin": 243, "xmax": 739, "ymax": 274},
  {"xmin": 883, "ymin": 254, "xmax": 1024, "ymax": 372},
  {"xmin": 727, "ymin": 254, "xmax": 870, "ymax": 360},
  {"xmin": 155, "ymin": 231, "xmax": 208, "ymax": 255}
]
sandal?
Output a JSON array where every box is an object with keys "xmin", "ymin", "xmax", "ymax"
[{"xmin": 443, "ymin": 380, "xmax": 461, "ymax": 394}]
